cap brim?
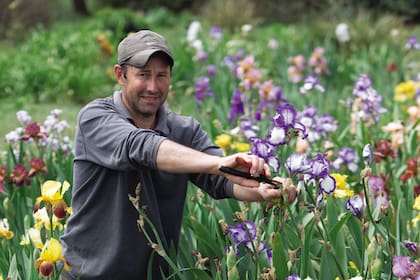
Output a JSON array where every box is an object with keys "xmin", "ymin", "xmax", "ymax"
[{"xmin": 126, "ymin": 49, "xmax": 173, "ymax": 68}]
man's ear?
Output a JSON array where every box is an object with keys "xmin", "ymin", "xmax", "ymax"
[{"xmin": 114, "ymin": 64, "xmax": 125, "ymax": 86}]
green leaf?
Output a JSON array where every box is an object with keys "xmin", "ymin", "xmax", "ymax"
[
  {"xmin": 300, "ymin": 219, "xmax": 314, "ymax": 278},
  {"xmin": 184, "ymin": 218, "xmax": 223, "ymax": 258},
  {"xmin": 282, "ymin": 223, "xmax": 300, "ymax": 249},
  {"xmin": 329, "ymin": 212, "xmax": 351, "ymax": 245},
  {"xmin": 272, "ymin": 232, "xmax": 289, "ymax": 280},
  {"xmin": 319, "ymin": 246, "xmax": 340, "ymax": 280},
  {"xmin": 346, "ymin": 215, "xmax": 364, "ymax": 269},
  {"xmin": 329, "ymin": 213, "xmax": 351, "ymax": 279},
  {"xmin": 178, "ymin": 268, "xmax": 214, "ymax": 280},
  {"xmin": 406, "ymin": 122, "xmax": 419, "ymax": 154},
  {"xmin": 7, "ymin": 254, "xmax": 20, "ymax": 280}
]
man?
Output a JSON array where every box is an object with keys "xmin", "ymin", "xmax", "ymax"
[{"xmin": 60, "ymin": 30, "xmax": 281, "ymax": 279}]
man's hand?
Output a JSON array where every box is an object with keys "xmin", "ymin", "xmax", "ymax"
[
  {"xmin": 218, "ymin": 153, "xmax": 271, "ymax": 188},
  {"xmin": 233, "ymin": 177, "xmax": 297, "ymax": 203},
  {"xmin": 232, "ymin": 176, "xmax": 282, "ymax": 202}
]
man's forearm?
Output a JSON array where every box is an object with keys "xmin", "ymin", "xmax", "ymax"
[
  {"xmin": 156, "ymin": 139, "xmax": 221, "ymax": 174},
  {"xmin": 156, "ymin": 139, "xmax": 273, "ymax": 189}
]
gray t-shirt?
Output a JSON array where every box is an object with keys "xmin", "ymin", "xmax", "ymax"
[{"xmin": 60, "ymin": 91, "xmax": 233, "ymax": 279}]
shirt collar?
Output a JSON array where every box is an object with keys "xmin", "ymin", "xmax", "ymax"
[
  {"xmin": 113, "ymin": 90, "xmax": 131, "ymax": 120},
  {"xmin": 113, "ymin": 90, "xmax": 170, "ymax": 136}
]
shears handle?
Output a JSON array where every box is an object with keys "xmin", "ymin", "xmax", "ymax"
[{"xmin": 219, "ymin": 157, "xmax": 281, "ymax": 188}]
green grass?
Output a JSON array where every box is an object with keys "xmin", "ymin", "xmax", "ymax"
[{"xmin": 0, "ymin": 96, "xmax": 82, "ymax": 150}]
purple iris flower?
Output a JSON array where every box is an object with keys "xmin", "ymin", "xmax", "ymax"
[
  {"xmin": 268, "ymin": 103, "xmax": 307, "ymax": 145},
  {"xmin": 238, "ymin": 117, "xmax": 259, "ymax": 139},
  {"xmin": 285, "ymin": 274, "xmax": 301, "ymax": 280},
  {"xmin": 392, "ymin": 256, "xmax": 420, "ymax": 278},
  {"xmin": 353, "ymin": 74, "xmax": 373, "ymax": 99},
  {"xmin": 222, "ymin": 55, "xmax": 237, "ymax": 74},
  {"xmin": 319, "ymin": 175, "xmax": 336, "ymax": 194},
  {"xmin": 249, "ymin": 137, "xmax": 280, "ymax": 172},
  {"xmin": 254, "ymin": 104, "xmax": 262, "ymax": 121},
  {"xmin": 403, "ymin": 240, "xmax": 419, "ymax": 255},
  {"xmin": 250, "ymin": 137, "xmax": 276, "ymax": 158},
  {"xmin": 308, "ymin": 154, "xmax": 336, "ymax": 194},
  {"xmin": 196, "ymin": 51, "xmax": 208, "ymax": 63},
  {"xmin": 228, "ymin": 220, "xmax": 256, "ymax": 246},
  {"xmin": 405, "ymin": 35, "xmax": 420, "ymax": 50},
  {"xmin": 316, "ymin": 114, "xmax": 338, "ymax": 134},
  {"xmin": 345, "ymin": 195, "xmax": 364, "ymax": 218},
  {"xmin": 285, "ymin": 153, "xmax": 335, "ymax": 203},
  {"xmin": 308, "ymin": 153, "xmax": 330, "ymax": 179},
  {"xmin": 222, "ymin": 49, "xmax": 244, "ymax": 74},
  {"xmin": 316, "ymin": 190, "xmax": 325, "ymax": 207},
  {"xmin": 300, "ymin": 104, "xmax": 318, "ymax": 118},
  {"xmin": 367, "ymin": 175, "xmax": 386, "ymax": 194},
  {"xmin": 285, "ymin": 153, "xmax": 312, "ymax": 176},
  {"xmin": 352, "ymin": 75, "xmax": 387, "ymax": 125},
  {"xmin": 194, "ymin": 76, "xmax": 215, "ymax": 106},
  {"xmin": 228, "ymin": 89, "xmax": 245, "ymax": 122},
  {"xmin": 374, "ymin": 193, "xmax": 390, "ymax": 208},
  {"xmin": 297, "ymin": 105, "xmax": 338, "ymax": 143},
  {"xmin": 299, "ymin": 73, "xmax": 325, "ymax": 94},
  {"xmin": 367, "ymin": 175, "xmax": 390, "ymax": 208},
  {"xmin": 332, "ymin": 147, "xmax": 360, "ymax": 172},
  {"xmin": 362, "ymin": 144, "xmax": 373, "ymax": 166},
  {"xmin": 210, "ymin": 26, "xmax": 223, "ymax": 41},
  {"xmin": 206, "ymin": 64, "xmax": 217, "ymax": 77},
  {"xmin": 227, "ymin": 221, "xmax": 272, "ymax": 263}
]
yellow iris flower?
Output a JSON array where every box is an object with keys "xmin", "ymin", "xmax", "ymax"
[
  {"xmin": 412, "ymin": 213, "xmax": 420, "ymax": 228},
  {"xmin": 394, "ymin": 80, "xmax": 419, "ymax": 102},
  {"xmin": 215, "ymin": 134, "xmax": 232, "ymax": 148},
  {"xmin": 33, "ymin": 207, "xmax": 63, "ymax": 231},
  {"xmin": 0, "ymin": 218, "xmax": 14, "ymax": 240},
  {"xmin": 35, "ymin": 180, "xmax": 70, "ymax": 220},
  {"xmin": 35, "ymin": 238, "xmax": 71, "ymax": 276},
  {"xmin": 231, "ymin": 141, "xmax": 250, "ymax": 153},
  {"xmin": 331, "ymin": 173, "xmax": 354, "ymax": 198},
  {"xmin": 414, "ymin": 195, "xmax": 420, "ymax": 211},
  {"xmin": 38, "ymin": 180, "xmax": 70, "ymax": 203},
  {"xmin": 20, "ymin": 227, "xmax": 43, "ymax": 249}
]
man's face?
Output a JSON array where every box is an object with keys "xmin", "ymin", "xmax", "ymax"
[{"xmin": 119, "ymin": 55, "xmax": 171, "ymax": 118}]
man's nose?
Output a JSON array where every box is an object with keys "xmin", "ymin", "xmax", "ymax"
[{"xmin": 146, "ymin": 78, "xmax": 158, "ymax": 92}]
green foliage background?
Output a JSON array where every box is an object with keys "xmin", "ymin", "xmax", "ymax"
[{"xmin": 0, "ymin": 2, "xmax": 419, "ymax": 279}]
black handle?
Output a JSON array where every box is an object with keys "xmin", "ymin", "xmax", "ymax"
[{"xmin": 219, "ymin": 166, "xmax": 280, "ymax": 188}]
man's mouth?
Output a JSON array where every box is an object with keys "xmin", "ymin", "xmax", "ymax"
[{"xmin": 140, "ymin": 95, "xmax": 160, "ymax": 101}]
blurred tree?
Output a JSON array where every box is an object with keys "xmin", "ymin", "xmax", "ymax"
[{"xmin": 73, "ymin": 0, "xmax": 90, "ymax": 16}]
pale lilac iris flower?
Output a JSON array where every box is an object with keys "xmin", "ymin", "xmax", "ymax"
[
  {"xmin": 392, "ymin": 256, "xmax": 420, "ymax": 278},
  {"xmin": 332, "ymin": 147, "xmax": 360, "ymax": 173},
  {"xmin": 405, "ymin": 36, "xmax": 420, "ymax": 51},
  {"xmin": 299, "ymin": 74, "xmax": 325, "ymax": 94},
  {"xmin": 297, "ymin": 105, "xmax": 338, "ymax": 143},
  {"xmin": 285, "ymin": 274, "xmax": 301, "ymax": 280}
]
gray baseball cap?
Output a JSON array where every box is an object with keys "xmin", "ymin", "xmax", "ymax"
[{"xmin": 117, "ymin": 30, "xmax": 174, "ymax": 68}]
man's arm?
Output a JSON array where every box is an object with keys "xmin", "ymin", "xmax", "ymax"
[{"xmin": 156, "ymin": 139, "xmax": 270, "ymax": 188}]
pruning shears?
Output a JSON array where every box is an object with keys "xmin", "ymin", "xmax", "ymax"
[{"xmin": 219, "ymin": 157, "xmax": 281, "ymax": 188}]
